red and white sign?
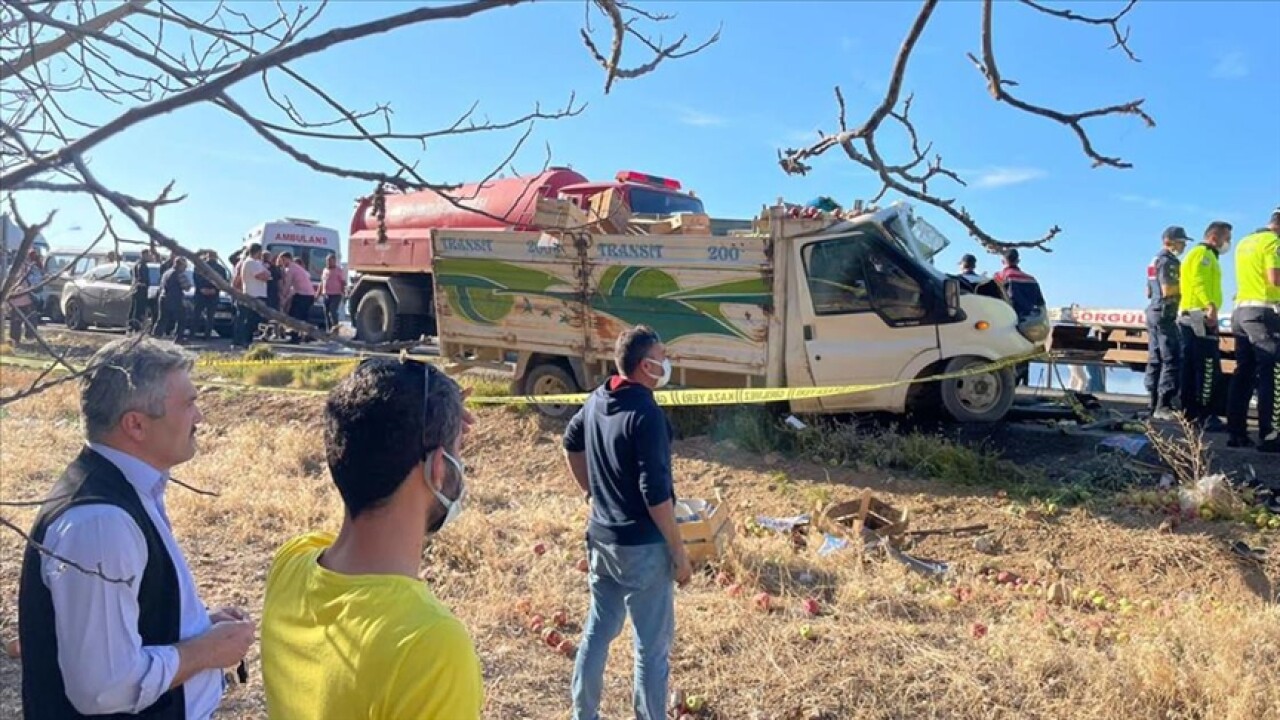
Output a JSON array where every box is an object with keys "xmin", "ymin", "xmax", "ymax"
[{"xmin": 272, "ymin": 231, "xmax": 333, "ymax": 246}]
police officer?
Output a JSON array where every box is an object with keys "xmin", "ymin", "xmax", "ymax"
[
  {"xmin": 1226, "ymin": 207, "xmax": 1280, "ymax": 452},
  {"xmin": 1177, "ymin": 221, "xmax": 1233, "ymax": 430},
  {"xmin": 1145, "ymin": 226, "xmax": 1188, "ymax": 420}
]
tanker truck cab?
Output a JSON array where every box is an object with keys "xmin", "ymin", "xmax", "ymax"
[
  {"xmin": 785, "ymin": 204, "xmax": 1040, "ymax": 422},
  {"xmin": 557, "ymin": 170, "xmax": 705, "ymax": 218}
]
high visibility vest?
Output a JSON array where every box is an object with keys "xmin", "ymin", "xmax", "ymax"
[
  {"xmin": 1178, "ymin": 244, "xmax": 1222, "ymax": 313},
  {"xmin": 1234, "ymin": 229, "xmax": 1280, "ymax": 304}
]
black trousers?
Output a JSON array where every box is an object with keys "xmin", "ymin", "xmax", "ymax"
[
  {"xmin": 323, "ymin": 294, "xmax": 342, "ymax": 331},
  {"xmin": 1145, "ymin": 308, "xmax": 1180, "ymax": 411},
  {"xmin": 1227, "ymin": 306, "xmax": 1279, "ymax": 441},
  {"xmin": 234, "ymin": 304, "xmax": 262, "ymax": 346},
  {"xmin": 155, "ymin": 296, "xmax": 186, "ymax": 339},
  {"xmin": 128, "ymin": 288, "xmax": 150, "ymax": 331},
  {"xmin": 1178, "ymin": 322, "xmax": 1221, "ymax": 422},
  {"xmin": 194, "ymin": 293, "xmax": 218, "ymax": 337},
  {"xmin": 288, "ymin": 294, "xmax": 315, "ymax": 340}
]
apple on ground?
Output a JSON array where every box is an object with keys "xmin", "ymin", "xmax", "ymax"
[
  {"xmin": 515, "ymin": 598, "xmax": 533, "ymax": 615},
  {"xmin": 552, "ymin": 610, "xmax": 569, "ymax": 628},
  {"xmin": 802, "ymin": 597, "xmax": 821, "ymax": 616},
  {"xmin": 577, "ymin": 558, "xmax": 589, "ymax": 573},
  {"xmin": 541, "ymin": 628, "xmax": 563, "ymax": 648},
  {"xmin": 971, "ymin": 622, "xmax": 988, "ymax": 639},
  {"xmin": 727, "ymin": 583, "xmax": 744, "ymax": 598},
  {"xmin": 533, "ymin": 542, "xmax": 547, "ymax": 556},
  {"xmin": 556, "ymin": 639, "xmax": 577, "ymax": 658},
  {"xmin": 754, "ymin": 592, "xmax": 772, "ymax": 612},
  {"xmin": 799, "ymin": 624, "xmax": 815, "ymax": 641},
  {"xmin": 684, "ymin": 695, "xmax": 705, "ymax": 712}
]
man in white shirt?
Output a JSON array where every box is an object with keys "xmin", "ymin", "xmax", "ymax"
[
  {"xmin": 232, "ymin": 242, "xmax": 271, "ymax": 348},
  {"xmin": 17, "ymin": 337, "xmax": 255, "ymax": 719}
]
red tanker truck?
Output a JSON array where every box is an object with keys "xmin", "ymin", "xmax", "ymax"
[{"xmin": 346, "ymin": 167, "xmax": 706, "ymax": 342}]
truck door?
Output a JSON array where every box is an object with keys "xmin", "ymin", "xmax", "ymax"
[{"xmin": 793, "ymin": 231, "xmax": 941, "ymax": 413}]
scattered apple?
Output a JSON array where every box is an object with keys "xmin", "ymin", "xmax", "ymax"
[
  {"xmin": 715, "ymin": 571, "xmax": 734, "ymax": 587},
  {"xmin": 799, "ymin": 624, "xmax": 815, "ymax": 641},
  {"xmin": 529, "ymin": 617, "xmax": 545, "ymax": 634},
  {"xmin": 754, "ymin": 592, "xmax": 772, "ymax": 612},
  {"xmin": 1270, "ymin": 517, "xmax": 1280, "ymax": 530},
  {"xmin": 939, "ymin": 594, "xmax": 960, "ymax": 609},
  {"xmin": 556, "ymin": 639, "xmax": 577, "ymax": 658},
  {"xmin": 515, "ymin": 598, "xmax": 533, "ymax": 615},
  {"xmin": 541, "ymin": 628, "xmax": 563, "ymax": 648},
  {"xmin": 996, "ymin": 571, "xmax": 1014, "ymax": 585},
  {"xmin": 1199, "ymin": 506, "xmax": 1215, "ymax": 521},
  {"xmin": 727, "ymin": 583, "xmax": 744, "ymax": 598},
  {"xmin": 577, "ymin": 558, "xmax": 589, "ymax": 573},
  {"xmin": 1091, "ymin": 594, "xmax": 1106, "ymax": 609},
  {"xmin": 802, "ymin": 597, "xmax": 821, "ymax": 617},
  {"xmin": 552, "ymin": 610, "xmax": 569, "ymax": 628},
  {"xmin": 532, "ymin": 542, "xmax": 547, "ymax": 556},
  {"xmin": 684, "ymin": 694, "xmax": 706, "ymax": 712},
  {"xmin": 971, "ymin": 622, "xmax": 988, "ymax": 639}
]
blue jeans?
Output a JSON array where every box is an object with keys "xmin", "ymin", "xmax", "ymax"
[{"xmin": 571, "ymin": 539, "xmax": 675, "ymax": 720}]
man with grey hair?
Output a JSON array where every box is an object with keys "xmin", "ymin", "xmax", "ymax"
[
  {"xmin": 261, "ymin": 358, "xmax": 482, "ymax": 719},
  {"xmin": 18, "ymin": 337, "xmax": 255, "ymax": 719},
  {"xmin": 564, "ymin": 324, "xmax": 690, "ymax": 720}
]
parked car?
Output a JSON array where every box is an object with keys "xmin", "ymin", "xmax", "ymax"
[
  {"xmin": 60, "ymin": 260, "xmax": 236, "ymax": 337},
  {"xmin": 38, "ymin": 249, "xmax": 142, "ymax": 321}
]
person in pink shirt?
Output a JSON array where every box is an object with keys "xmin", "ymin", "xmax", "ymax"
[
  {"xmin": 319, "ymin": 254, "xmax": 347, "ymax": 332},
  {"xmin": 279, "ymin": 252, "xmax": 316, "ymax": 342}
]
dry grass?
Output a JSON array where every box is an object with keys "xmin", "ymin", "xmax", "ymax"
[{"xmin": 2, "ymin": 368, "xmax": 1279, "ymax": 720}]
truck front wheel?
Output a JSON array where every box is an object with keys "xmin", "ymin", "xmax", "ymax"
[
  {"xmin": 939, "ymin": 356, "xmax": 1016, "ymax": 423},
  {"xmin": 354, "ymin": 288, "xmax": 398, "ymax": 344},
  {"xmin": 522, "ymin": 362, "xmax": 581, "ymax": 420}
]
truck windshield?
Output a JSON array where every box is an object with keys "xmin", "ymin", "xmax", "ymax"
[
  {"xmin": 265, "ymin": 244, "xmax": 333, "ymax": 279},
  {"xmin": 628, "ymin": 187, "xmax": 705, "ymax": 216}
]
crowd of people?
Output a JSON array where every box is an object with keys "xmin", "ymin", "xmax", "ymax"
[
  {"xmin": 16, "ymin": 325, "xmax": 683, "ymax": 719},
  {"xmin": 1143, "ymin": 208, "xmax": 1280, "ymax": 453},
  {"xmin": 0, "ymin": 243, "xmax": 349, "ymax": 347}
]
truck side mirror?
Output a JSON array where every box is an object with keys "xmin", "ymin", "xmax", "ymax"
[{"xmin": 944, "ymin": 277, "xmax": 960, "ymax": 317}]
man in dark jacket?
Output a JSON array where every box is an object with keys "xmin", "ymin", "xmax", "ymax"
[
  {"xmin": 563, "ymin": 325, "xmax": 691, "ymax": 720},
  {"xmin": 17, "ymin": 337, "xmax": 254, "ymax": 718},
  {"xmin": 192, "ymin": 250, "xmax": 226, "ymax": 339},
  {"xmin": 129, "ymin": 250, "xmax": 152, "ymax": 333},
  {"xmin": 156, "ymin": 257, "xmax": 192, "ymax": 341}
]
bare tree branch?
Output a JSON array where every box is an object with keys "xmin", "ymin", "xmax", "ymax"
[
  {"xmin": 1019, "ymin": 0, "xmax": 1141, "ymax": 62},
  {"xmin": 0, "ymin": 514, "xmax": 135, "ymax": 586},
  {"xmin": 779, "ymin": 0, "xmax": 1151, "ymax": 252}
]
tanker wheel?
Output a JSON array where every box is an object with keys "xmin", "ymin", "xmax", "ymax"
[
  {"xmin": 522, "ymin": 362, "xmax": 581, "ymax": 420},
  {"xmin": 354, "ymin": 288, "xmax": 398, "ymax": 344}
]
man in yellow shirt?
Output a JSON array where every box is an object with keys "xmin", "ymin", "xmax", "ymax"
[
  {"xmin": 1226, "ymin": 208, "xmax": 1280, "ymax": 454},
  {"xmin": 1177, "ymin": 221, "xmax": 1233, "ymax": 430},
  {"xmin": 261, "ymin": 359, "xmax": 482, "ymax": 719}
]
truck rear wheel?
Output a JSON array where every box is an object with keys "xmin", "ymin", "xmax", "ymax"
[
  {"xmin": 522, "ymin": 362, "xmax": 581, "ymax": 420},
  {"xmin": 939, "ymin": 356, "xmax": 1015, "ymax": 423}
]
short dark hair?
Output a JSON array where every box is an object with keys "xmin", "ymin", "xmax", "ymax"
[
  {"xmin": 960, "ymin": 253, "xmax": 977, "ymax": 270},
  {"xmin": 1003, "ymin": 248, "xmax": 1020, "ymax": 265},
  {"xmin": 247, "ymin": 243, "xmax": 262, "ymax": 256},
  {"xmin": 324, "ymin": 360, "xmax": 464, "ymax": 519},
  {"xmin": 279, "ymin": 252, "xmax": 294, "ymax": 260},
  {"xmin": 615, "ymin": 325, "xmax": 661, "ymax": 377},
  {"xmin": 1204, "ymin": 221, "xmax": 1233, "ymax": 239}
]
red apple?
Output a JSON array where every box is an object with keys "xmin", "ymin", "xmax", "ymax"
[
  {"xmin": 533, "ymin": 542, "xmax": 547, "ymax": 556},
  {"xmin": 802, "ymin": 597, "xmax": 821, "ymax": 617},
  {"xmin": 541, "ymin": 628, "xmax": 563, "ymax": 648},
  {"xmin": 754, "ymin": 592, "xmax": 772, "ymax": 612},
  {"xmin": 552, "ymin": 610, "xmax": 569, "ymax": 628},
  {"xmin": 556, "ymin": 639, "xmax": 577, "ymax": 658},
  {"xmin": 576, "ymin": 558, "xmax": 589, "ymax": 573},
  {"xmin": 715, "ymin": 571, "xmax": 733, "ymax": 587},
  {"xmin": 971, "ymin": 622, "xmax": 988, "ymax": 639},
  {"xmin": 515, "ymin": 598, "xmax": 533, "ymax": 615},
  {"xmin": 727, "ymin": 583, "xmax": 744, "ymax": 598},
  {"xmin": 529, "ymin": 616, "xmax": 545, "ymax": 634}
]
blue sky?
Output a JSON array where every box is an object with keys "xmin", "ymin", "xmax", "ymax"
[{"xmin": 14, "ymin": 0, "xmax": 1280, "ymax": 311}]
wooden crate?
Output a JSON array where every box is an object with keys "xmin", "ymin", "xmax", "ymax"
[
  {"xmin": 821, "ymin": 490, "xmax": 909, "ymax": 543},
  {"xmin": 587, "ymin": 188, "xmax": 631, "ymax": 234},
  {"xmin": 533, "ymin": 197, "xmax": 588, "ymax": 230},
  {"xmin": 677, "ymin": 500, "xmax": 733, "ymax": 567}
]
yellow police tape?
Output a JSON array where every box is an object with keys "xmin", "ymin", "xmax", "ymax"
[
  {"xmin": 1, "ymin": 349, "xmax": 1047, "ymax": 407},
  {"xmin": 469, "ymin": 349, "xmax": 1048, "ymax": 407}
]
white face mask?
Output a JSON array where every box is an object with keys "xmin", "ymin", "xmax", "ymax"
[
  {"xmin": 426, "ymin": 451, "xmax": 466, "ymax": 534},
  {"xmin": 644, "ymin": 357, "xmax": 672, "ymax": 388}
]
